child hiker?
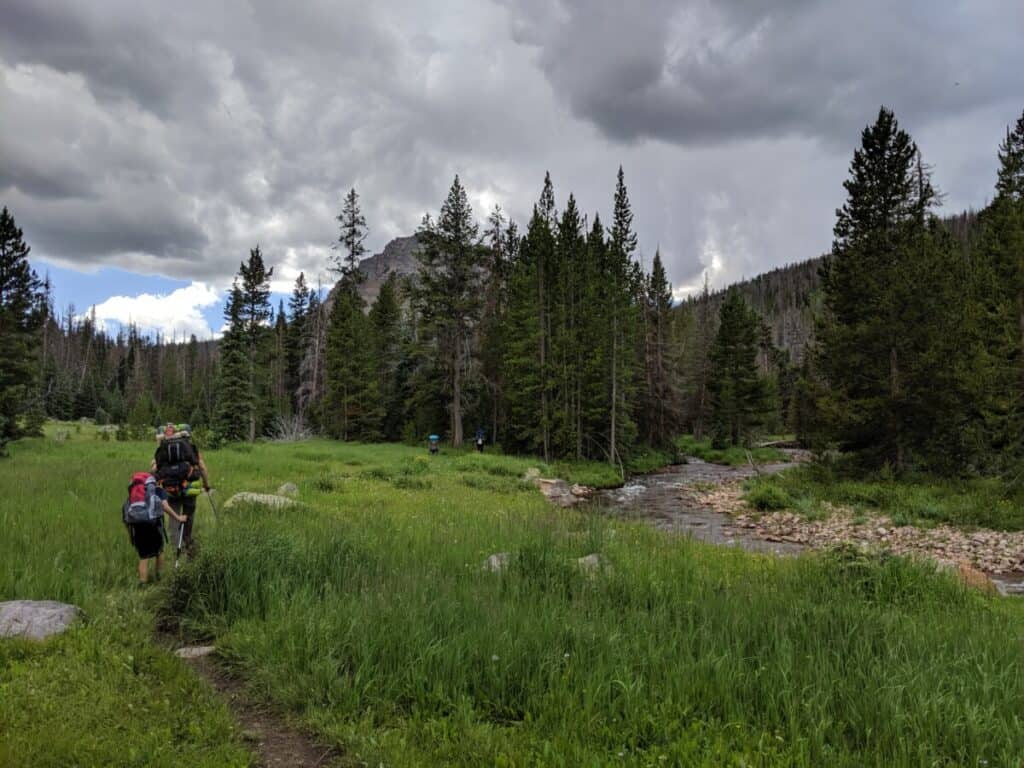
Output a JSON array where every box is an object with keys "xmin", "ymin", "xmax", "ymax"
[{"xmin": 122, "ymin": 471, "xmax": 187, "ymax": 585}]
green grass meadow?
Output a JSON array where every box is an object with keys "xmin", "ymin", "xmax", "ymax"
[{"xmin": 3, "ymin": 424, "xmax": 1024, "ymax": 765}]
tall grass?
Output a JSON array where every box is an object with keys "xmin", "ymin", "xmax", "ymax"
[
  {"xmin": 5, "ymin": 427, "xmax": 1024, "ymax": 765},
  {"xmin": 745, "ymin": 462, "xmax": 1024, "ymax": 530},
  {"xmin": 160, "ymin": 439, "xmax": 1024, "ymax": 765},
  {"xmin": 0, "ymin": 425, "xmax": 250, "ymax": 766}
]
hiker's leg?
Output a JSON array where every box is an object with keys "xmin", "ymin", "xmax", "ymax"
[
  {"xmin": 155, "ymin": 551, "xmax": 164, "ymax": 578},
  {"xmin": 138, "ymin": 558, "xmax": 149, "ymax": 583},
  {"xmin": 182, "ymin": 496, "xmax": 198, "ymax": 555}
]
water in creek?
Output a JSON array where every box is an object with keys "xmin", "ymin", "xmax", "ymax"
[
  {"xmin": 591, "ymin": 457, "xmax": 1024, "ymax": 596},
  {"xmin": 591, "ymin": 457, "xmax": 802, "ymax": 556}
]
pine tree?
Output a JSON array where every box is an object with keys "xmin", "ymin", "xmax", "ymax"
[
  {"xmin": 478, "ymin": 205, "xmax": 515, "ymax": 445},
  {"xmin": 643, "ymin": 249, "xmax": 682, "ymax": 446},
  {"xmin": 0, "ymin": 207, "xmax": 45, "ymax": 453},
  {"xmin": 369, "ymin": 272, "xmax": 405, "ymax": 440},
  {"xmin": 323, "ymin": 187, "xmax": 382, "ymax": 440},
  {"xmin": 708, "ymin": 289, "xmax": 770, "ymax": 446},
  {"xmin": 606, "ymin": 166, "xmax": 641, "ymax": 466},
  {"xmin": 817, "ymin": 107, "xmax": 968, "ymax": 472},
  {"xmin": 975, "ymin": 109, "xmax": 1024, "ymax": 459},
  {"xmin": 213, "ymin": 283, "xmax": 251, "ymax": 443},
  {"xmin": 237, "ymin": 246, "xmax": 274, "ymax": 440},
  {"xmin": 285, "ymin": 272, "xmax": 310, "ymax": 411},
  {"xmin": 413, "ymin": 176, "xmax": 485, "ymax": 446}
]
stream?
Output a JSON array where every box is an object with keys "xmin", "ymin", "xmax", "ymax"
[{"xmin": 590, "ymin": 456, "xmax": 1024, "ymax": 596}]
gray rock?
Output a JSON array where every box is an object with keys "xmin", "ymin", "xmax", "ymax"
[
  {"xmin": 482, "ymin": 552, "xmax": 511, "ymax": 573},
  {"xmin": 0, "ymin": 600, "xmax": 82, "ymax": 640},
  {"xmin": 277, "ymin": 482, "xmax": 300, "ymax": 498},
  {"xmin": 537, "ymin": 478, "xmax": 581, "ymax": 507},
  {"xmin": 223, "ymin": 492, "xmax": 297, "ymax": 511},
  {"xmin": 576, "ymin": 553, "xmax": 611, "ymax": 575},
  {"xmin": 174, "ymin": 645, "xmax": 216, "ymax": 659},
  {"xmin": 522, "ymin": 467, "xmax": 541, "ymax": 482}
]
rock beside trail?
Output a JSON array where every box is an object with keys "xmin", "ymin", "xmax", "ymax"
[
  {"xmin": 522, "ymin": 467, "xmax": 541, "ymax": 482},
  {"xmin": 482, "ymin": 552, "xmax": 511, "ymax": 573},
  {"xmin": 223, "ymin": 492, "xmax": 297, "ymax": 511},
  {"xmin": 0, "ymin": 600, "xmax": 82, "ymax": 640},
  {"xmin": 175, "ymin": 645, "xmax": 217, "ymax": 659},
  {"xmin": 277, "ymin": 482, "xmax": 300, "ymax": 498}
]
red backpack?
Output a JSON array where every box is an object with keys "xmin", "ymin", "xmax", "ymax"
[{"xmin": 123, "ymin": 472, "xmax": 162, "ymax": 525}]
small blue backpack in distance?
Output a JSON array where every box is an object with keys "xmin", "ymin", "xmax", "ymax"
[{"xmin": 123, "ymin": 472, "xmax": 163, "ymax": 525}]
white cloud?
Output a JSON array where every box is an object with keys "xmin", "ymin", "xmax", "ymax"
[{"xmin": 86, "ymin": 282, "xmax": 220, "ymax": 340}]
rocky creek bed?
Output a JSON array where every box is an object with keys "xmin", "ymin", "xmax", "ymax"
[{"xmin": 589, "ymin": 456, "xmax": 1024, "ymax": 596}]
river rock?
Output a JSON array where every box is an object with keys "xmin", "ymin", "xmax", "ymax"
[
  {"xmin": 537, "ymin": 478, "xmax": 583, "ymax": 507},
  {"xmin": 570, "ymin": 484, "xmax": 594, "ymax": 498},
  {"xmin": 482, "ymin": 552, "xmax": 511, "ymax": 573},
  {"xmin": 277, "ymin": 482, "xmax": 300, "ymax": 498},
  {"xmin": 223, "ymin": 492, "xmax": 297, "ymax": 511},
  {"xmin": 0, "ymin": 600, "xmax": 82, "ymax": 640}
]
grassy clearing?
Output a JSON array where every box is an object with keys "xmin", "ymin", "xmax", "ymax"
[
  {"xmin": 675, "ymin": 434, "xmax": 789, "ymax": 466},
  {"xmin": 5, "ymin": 427, "xmax": 1024, "ymax": 765},
  {"xmin": 744, "ymin": 463, "xmax": 1024, "ymax": 530}
]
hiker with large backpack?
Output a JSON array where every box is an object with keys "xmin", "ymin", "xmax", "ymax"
[
  {"xmin": 152, "ymin": 423, "xmax": 211, "ymax": 560},
  {"xmin": 123, "ymin": 471, "xmax": 187, "ymax": 585}
]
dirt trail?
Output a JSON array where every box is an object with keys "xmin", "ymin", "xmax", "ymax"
[{"xmin": 179, "ymin": 650, "xmax": 342, "ymax": 767}]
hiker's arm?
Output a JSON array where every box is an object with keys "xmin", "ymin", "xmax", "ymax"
[{"xmin": 163, "ymin": 500, "xmax": 187, "ymax": 523}]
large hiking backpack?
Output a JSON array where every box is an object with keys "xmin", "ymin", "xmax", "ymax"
[
  {"xmin": 123, "ymin": 472, "xmax": 163, "ymax": 525},
  {"xmin": 155, "ymin": 433, "xmax": 198, "ymax": 495}
]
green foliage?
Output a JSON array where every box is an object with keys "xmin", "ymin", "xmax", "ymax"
[
  {"xmin": 748, "ymin": 463, "xmax": 1024, "ymax": 530},
  {"xmin": 745, "ymin": 484, "xmax": 792, "ymax": 511},
  {"xmin": 413, "ymin": 176, "xmax": 486, "ymax": 447},
  {"xmin": 0, "ymin": 206, "xmax": 45, "ymax": 454},
  {"xmin": 708, "ymin": 289, "xmax": 773, "ymax": 447}
]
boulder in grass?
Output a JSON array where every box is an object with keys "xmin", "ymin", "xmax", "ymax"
[
  {"xmin": 0, "ymin": 600, "xmax": 82, "ymax": 641},
  {"xmin": 576, "ymin": 553, "xmax": 611, "ymax": 575},
  {"xmin": 482, "ymin": 552, "xmax": 511, "ymax": 573},
  {"xmin": 277, "ymin": 482, "xmax": 300, "ymax": 498},
  {"xmin": 223, "ymin": 492, "xmax": 297, "ymax": 511}
]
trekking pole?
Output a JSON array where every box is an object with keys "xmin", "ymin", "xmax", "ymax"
[
  {"xmin": 174, "ymin": 518, "xmax": 186, "ymax": 569},
  {"xmin": 205, "ymin": 488, "xmax": 219, "ymax": 520}
]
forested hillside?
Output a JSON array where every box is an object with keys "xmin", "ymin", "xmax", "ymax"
[{"xmin": 2, "ymin": 107, "xmax": 1022, "ymax": 477}]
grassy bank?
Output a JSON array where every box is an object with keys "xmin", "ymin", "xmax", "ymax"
[
  {"xmin": 5, "ymin": 426, "xmax": 1024, "ymax": 765},
  {"xmin": 744, "ymin": 462, "xmax": 1024, "ymax": 530}
]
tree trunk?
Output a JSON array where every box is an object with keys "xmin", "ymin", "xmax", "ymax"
[
  {"xmin": 610, "ymin": 317, "xmax": 618, "ymax": 467},
  {"xmin": 890, "ymin": 345, "xmax": 902, "ymax": 473},
  {"xmin": 452, "ymin": 336, "xmax": 463, "ymax": 447}
]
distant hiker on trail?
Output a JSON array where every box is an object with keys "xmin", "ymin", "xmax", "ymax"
[
  {"xmin": 428, "ymin": 434, "xmax": 440, "ymax": 455},
  {"xmin": 475, "ymin": 427, "xmax": 485, "ymax": 453},
  {"xmin": 152, "ymin": 423, "xmax": 210, "ymax": 559},
  {"xmin": 123, "ymin": 471, "xmax": 187, "ymax": 585}
]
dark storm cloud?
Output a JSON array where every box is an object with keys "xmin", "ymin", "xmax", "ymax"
[
  {"xmin": 0, "ymin": 0, "xmax": 1021, "ymax": 301},
  {"xmin": 502, "ymin": 0, "xmax": 1023, "ymax": 147}
]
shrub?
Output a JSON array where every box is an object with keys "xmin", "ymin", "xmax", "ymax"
[{"xmin": 745, "ymin": 484, "xmax": 791, "ymax": 511}]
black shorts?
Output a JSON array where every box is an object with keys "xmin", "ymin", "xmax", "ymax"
[{"xmin": 129, "ymin": 522, "xmax": 164, "ymax": 559}]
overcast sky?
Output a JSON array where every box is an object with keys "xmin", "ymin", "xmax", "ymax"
[{"xmin": 2, "ymin": 0, "xmax": 1022, "ymax": 337}]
